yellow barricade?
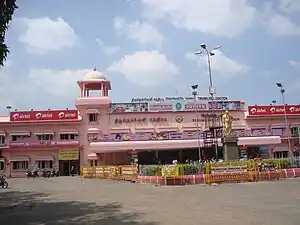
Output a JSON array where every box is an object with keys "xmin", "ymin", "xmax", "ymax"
[
  {"xmin": 120, "ymin": 165, "xmax": 138, "ymax": 181},
  {"xmin": 206, "ymin": 172, "xmax": 252, "ymax": 184},
  {"xmin": 81, "ymin": 166, "xmax": 95, "ymax": 178},
  {"xmin": 161, "ymin": 165, "xmax": 179, "ymax": 177}
]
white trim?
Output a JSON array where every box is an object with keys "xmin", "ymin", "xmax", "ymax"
[
  {"xmin": 35, "ymin": 156, "xmax": 54, "ymax": 161},
  {"xmin": 34, "ymin": 131, "xmax": 54, "ymax": 135},
  {"xmin": 87, "ymin": 128, "xmax": 100, "ymax": 133},
  {"xmin": 238, "ymin": 136, "xmax": 281, "ymax": 146},
  {"xmin": 88, "ymin": 153, "xmax": 97, "ymax": 160},
  {"xmin": 10, "ymin": 132, "xmax": 30, "ymax": 136},
  {"xmin": 90, "ymin": 139, "xmax": 223, "ymax": 153},
  {"xmin": 58, "ymin": 130, "xmax": 78, "ymax": 135}
]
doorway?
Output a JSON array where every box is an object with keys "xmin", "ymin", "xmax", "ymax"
[{"xmin": 59, "ymin": 160, "xmax": 79, "ymax": 176}]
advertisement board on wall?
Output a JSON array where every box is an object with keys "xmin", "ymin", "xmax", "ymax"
[
  {"xmin": 210, "ymin": 101, "xmax": 245, "ymax": 110},
  {"xmin": 110, "ymin": 103, "xmax": 149, "ymax": 113},
  {"xmin": 149, "ymin": 101, "xmax": 209, "ymax": 112},
  {"xmin": 248, "ymin": 105, "xmax": 300, "ymax": 116},
  {"xmin": 10, "ymin": 110, "xmax": 78, "ymax": 122}
]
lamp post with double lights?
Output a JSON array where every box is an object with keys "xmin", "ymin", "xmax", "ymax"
[
  {"xmin": 276, "ymin": 82, "xmax": 292, "ymax": 158},
  {"xmin": 191, "ymin": 84, "xmax": 202, "ymax": 163},
  {"xmin": 195, "ymin": 43, "xmax": 221, "ymax": 159}
]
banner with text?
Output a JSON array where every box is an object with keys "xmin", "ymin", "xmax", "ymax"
[
  {"xmin": 248, "ymin": 105, "xmax": 300, "ymax": 116},
  {"xmin": 10, "ymin": 110, "xmax": 78, "ymax": 122},
  {"xmin": 58, "ymin": 149, "xmax": 79, "ymax": 160}
]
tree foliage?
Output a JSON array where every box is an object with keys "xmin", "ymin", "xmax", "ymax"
[{"xmin": 0, "ymin": 0, "xmax": 18, "ymax": 66}]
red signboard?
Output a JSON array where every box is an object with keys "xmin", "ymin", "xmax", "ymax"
[
  {"xmin": 248, "ymin": 105, "xmax": 300, "ymax": 116},
  {"xmin": 10, "ymin": 110, "xmax": 78, "ymax": 122},
  {"xmin": 9, "ymin": 140, "xmax": 79, "ymax": 148}
]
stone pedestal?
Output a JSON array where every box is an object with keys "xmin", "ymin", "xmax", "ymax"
[{"xmin": 222, "ymin": 136, "xmax": 239, "ymax": 161}]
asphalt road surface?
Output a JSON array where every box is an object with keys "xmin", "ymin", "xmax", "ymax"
[{"xmin": 1, "ymin": 177, "xmax": 300, "ymax": 225}]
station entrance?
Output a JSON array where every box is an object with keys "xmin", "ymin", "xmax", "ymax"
[{"xmin": 58, "ymin": 149, "xmax": 79, "ymax": 176}]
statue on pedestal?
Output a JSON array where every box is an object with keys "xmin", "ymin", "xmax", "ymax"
[{"xmin": 222, "ymin": 110, "xmax": 234, "ymax": 136}]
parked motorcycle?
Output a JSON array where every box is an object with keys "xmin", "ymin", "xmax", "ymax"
[
  {"xmin": 51, "ymin": 170, "xmax": 59, "ymax": 177},
  {"xmin": 0, "ymin": 174, "xmax": 8, "ymax": 188},
  {"xmin": 42, "ymin": 170, "xmax": 51, "ymax": 178},
  {"xmin": 27, "ymin": 170, "xmax": 39, "ymax": 178}
]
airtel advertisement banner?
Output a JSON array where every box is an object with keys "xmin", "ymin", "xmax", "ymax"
[
  {"xmin": 10, "ymin": 110, "xmax": 78, "ymax": 122},
  {"xmin": 248, "ymin": 105, "xmax": 300, "ymax": 116}
]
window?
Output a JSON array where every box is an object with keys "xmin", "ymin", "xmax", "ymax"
[
  {"xmin": 11, "ymin": 135, "xmax": 29, "ymax": 141},
  {"xmin": 291, "ymin": 127, "xmax": 299, "ymax": 137},
  {"xmin": 88, "ymin": 113, "xmax": 98, "ymax": 122},
  {"xmin": 0, "ymin": 161, "xmax": 4, "ymax": 170},
  {"xmin": 0, "ymin": 136, "xmax": 5, "ymax": 144},
  {"xmin": 60, "ymin": 134, "xmax": 76, "ymax": 140},
  {"xmin": 37, "ymin": 160, "xmax": 53, "ymax": 169},
  {"xmin": 273, "ymin": 151, "xmax": 288, "ymax": 159},
  {"xmin": 12, "ymin": 161, "xmax": 28, "ymax": 170},
  {"xmin": 37, "ymin": 134, "xmax": 53, "ymax": 140}
]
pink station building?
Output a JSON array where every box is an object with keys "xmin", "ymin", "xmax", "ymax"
[{"xmin": 0, "ymin": 69, "xmax": 300, "ymax": 177}]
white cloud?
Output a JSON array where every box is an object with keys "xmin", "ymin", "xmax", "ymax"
[
  {"xmin": 113, "ymin": 17, "xmax": 163, "ymax": 46},
  {"xmin": 262, "ymin": 3, "xmax": 300, "ymax": 36},
  {"xmin": 18, "ymin": 17, "xmax": 79, "ymax": 55},
  {"xmin": 95, "ymin": 38, "xmax": 120, "ymax": 55},
  {"xmin": 185, "ymin": 50, "xmax": 250, "ymax": 79},
  {"xmin": 107, "ymin": 51, "xmax": 179, "ymax": 87},
  {"xmin": 279, "ymin": 0, "xmax": 300, "ymax": 12},
  {"xmin": 28, "ymin": 68, "xmax": 88, "ymax": 97},
  {"xmin": 0, "ymin": 65, "xmax": 90, "ymax": 114},
  {"xmin": 289, "ymin": 60, "xmax": 300, "ymax": 68},
  {"xmin": 140, "ymin": 0, "xmax": 257, "ymax": 37}
]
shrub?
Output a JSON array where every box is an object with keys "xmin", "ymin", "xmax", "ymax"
[
  {"xmin": 141, "ymin": 165, "xmax": 159, "ymax": 176},
  {"xmin": 181, "ymin": 164, "xmax": 200, "ymax": 175}
]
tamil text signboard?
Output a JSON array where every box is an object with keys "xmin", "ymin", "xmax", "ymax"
[
  {"xmin": 131, "ymin": 96, "xmax": 228, "ymax": 102},
  {"xmin": 248, "ymin": 105, "xmax": 300, "ymax": 116},
  {"xmin": 10, "ymin": 110, "xmax": 78, "ymax": 122},
  {"xmin": 58, "ymin": 149, "xmax": 79, "ymax": 160}
]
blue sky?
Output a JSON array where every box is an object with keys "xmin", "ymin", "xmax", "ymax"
[{"xmin": 1, "ymin": 0, "xmax": 300, "ymax": 114}]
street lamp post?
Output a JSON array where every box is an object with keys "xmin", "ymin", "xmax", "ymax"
[
  {"xmin": 195, "ymin": 43, "xmax": 221, "ymax": 160},
  {"xmin": 276, "ymin": 82, "xmax": 292, "ymax": 158},
  {"xmin": 191, "ymin": 85, "xmax": 202, "ymax": 163}
]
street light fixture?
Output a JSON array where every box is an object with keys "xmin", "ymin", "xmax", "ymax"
[
  {"xmin": 191, "ymin": 85, "xmax": 202, "ymax": 163},
  {"xmin": 276, "ymin": 82, "xmax": 292, "ymax": 158},
  {"xmin": 195, "ymin": 43, "xmax": 221, "ymax": 160}
]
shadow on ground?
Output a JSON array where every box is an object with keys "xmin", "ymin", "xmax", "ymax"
[{"xmin": 0, "ymin": 190, "xmax": 157, "ymax": 225}]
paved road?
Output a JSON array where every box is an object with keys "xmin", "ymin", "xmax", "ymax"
[{"xmin": 0, "ymin": 177, "xmax": 300, "ymax": 225}]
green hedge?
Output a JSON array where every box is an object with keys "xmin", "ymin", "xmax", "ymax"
[
  {"xmin": 141, "ymin": 164, "xmax": 200, "ymax": 176},
  {"xmin": 141, "ymin": 165, "xmax": 160, "ymax": 176}
]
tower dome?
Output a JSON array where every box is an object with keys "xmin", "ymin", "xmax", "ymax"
[{"xmin": 85, "ymin": 67, "xmax": 106, "ymax": 80}]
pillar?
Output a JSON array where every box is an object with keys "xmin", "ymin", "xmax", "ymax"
[{"xmin": 222, "ymin": 136, "xmax": 239, "ymax": 161}]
